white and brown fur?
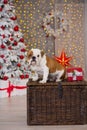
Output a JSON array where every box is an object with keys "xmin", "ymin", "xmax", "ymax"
[{"xmin": 27, "ymin": 48, "xmax": 65, "ymax": 83}]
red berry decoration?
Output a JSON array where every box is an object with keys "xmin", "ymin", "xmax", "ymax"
[{"xmin": 14, "ymin": 25, "xmax": 19, "ymax": 31}]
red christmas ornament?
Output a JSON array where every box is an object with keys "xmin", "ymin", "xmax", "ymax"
[
  {"xmin": 0, "ymin": 55, "xmax": 4, "ymax": 58},
  {"xmin": 2, "ymin": 34, "xmax": 5, "ymax": 38},
  {"xmin": 0, "ymin": 66, "xmax": 2, "ymax": 69},
  {"xmin": 54, "ymin": 50, "xmax": 72, "ymax": 67},
  {"xmin": 19, "ymin": 38, "xmax": 24, "ymax": 42},
  {"xmin": 25, "ymin": 74, "xmax": 29, "ymax": 78},
  {"xmin": 3, "ymin": 0, "xmax": 8, "ymax": 4},
  {"xmin": 19, "ymin": 55, "xmax": 24, "ymax": 59},
  {"xmin": 13, "ymin": 41, "xmax": 18, "ymax": 46},
  {"xmin": 14, "ymin": 25, "xmax": 19, "ymax": 31},
  {"xmin": 1, "ymin": 44, "xmax": 6, "ymax": 49},
  {"xmin": 8, "ymin": 46, "xmax": 12, "ymax": 50},
  {"xmin": 3, "ymin": 76, "xmax": 8, "ymax": 80},
  {"xmin": 21, "ymin": 48, "xmax": 26, "ymax": 52},
  {"xmin": 10, "ymin": 16, "xmax": 17, "ymax": 20},
  {"xmin": 17, "ymin": 63, "xmax": 21, "ymax": 67},
  {"xmin": 0, "ymin": 7, "xmax": 3, "ymax": 11},
  {"xmin": 1, "ymin": 25, "xmax": 5, "ymax": 30},
  {"xmin": 10, "ymin": 37, "xmax": 14, "ymax": 41},
  {"xmin": 20, "ymin": 75, "xmax": 25, "ymax": 79}
]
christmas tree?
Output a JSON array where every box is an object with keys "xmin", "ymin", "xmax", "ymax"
[{"xmin": 0, "ymin": 0, "xmax": 29, "ymax": 80}]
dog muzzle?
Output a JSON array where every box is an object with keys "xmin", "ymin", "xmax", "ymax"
[{"xmin": 31, "ymin": 56, "xmax": 36, "ymax": 66}]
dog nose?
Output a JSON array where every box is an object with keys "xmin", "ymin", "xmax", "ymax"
[{"xmin": 32, "ymin": 56, "xmax": 36, "ymax": 60}]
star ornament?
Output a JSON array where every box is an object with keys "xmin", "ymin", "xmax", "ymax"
[{"xmin": 54, "ymin": 50, "xmax": 72, "ymax": 67}]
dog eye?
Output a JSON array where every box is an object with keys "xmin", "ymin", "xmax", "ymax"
[{"xmin": 37, "ymin": 55, "xmax": 39, "ymax": 57}]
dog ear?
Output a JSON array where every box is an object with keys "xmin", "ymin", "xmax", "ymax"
[
  {"xmin": 27, "ymin": 50, "xmax": 33, "ymax": 58},
  {"xmin": 41, "ymin": 51, "xmax": 44, "ymax": 57}
]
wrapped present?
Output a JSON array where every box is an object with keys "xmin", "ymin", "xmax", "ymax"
[
  {"xmin": 0, "ymin": 80, "xmax": 9, "ymax": 98},
  {"xmin": 67, "ymin": 67, "xmax": 83, "ymax": 81},
  {"xmin": 10, "ymin": 79, "xmax": 28, "ymax": 96},
  {"xmin": 0, "ymin": 79, "xmax": 28, "ymax": 98}
]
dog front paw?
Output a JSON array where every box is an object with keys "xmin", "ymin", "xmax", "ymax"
[
  {"xmin": 56, "ymin": 79, "xmax": 61, "ymax": 82},
  {"xmin": 32, "ymin": 78, "xmax": 38, "ymax": 81},
  {"xmin": 39, "ymin": 80, "xmax": 47, "ymax": 84}
]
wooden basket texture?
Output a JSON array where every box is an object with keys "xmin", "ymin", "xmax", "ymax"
[{"xmin": 27, "ymin": 81, "xmax": 87, "ymax": 125}]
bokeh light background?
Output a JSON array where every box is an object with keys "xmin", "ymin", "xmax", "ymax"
[{"xmin": 14, "ymin": 0, "xmax": 87, "ymax": 78}]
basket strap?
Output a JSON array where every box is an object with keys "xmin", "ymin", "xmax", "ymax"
[{"xmin": 58, "ymin": 82, "xmax": 63, "ymax": 99}]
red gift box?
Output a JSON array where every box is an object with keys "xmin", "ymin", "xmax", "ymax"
[{"xmin": 67, "ymin": 67, "xmax": 84, "ymax": 81}]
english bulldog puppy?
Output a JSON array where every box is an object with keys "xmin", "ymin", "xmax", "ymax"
[{"xmin": 27, "ymin": 48, "xmax": 65, "ymax": 83}]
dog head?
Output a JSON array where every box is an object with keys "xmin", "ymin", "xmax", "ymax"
[{"xmin": 26, "ymin": 48, "xmax": 44, "ymax": 66}]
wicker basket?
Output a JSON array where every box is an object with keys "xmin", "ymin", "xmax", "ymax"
[{"xmin": 27, "ymin": 81, "xmax": 87, "ymax": 125}]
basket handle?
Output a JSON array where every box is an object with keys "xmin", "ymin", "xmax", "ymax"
[{"xmin": 58, "ymin": 82, "xmax": 63, "ymax": 99}]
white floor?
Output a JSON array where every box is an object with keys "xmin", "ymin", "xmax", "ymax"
[{"xmin": 0, "ymin": 95, "xmax": 87, "ymax": 130}]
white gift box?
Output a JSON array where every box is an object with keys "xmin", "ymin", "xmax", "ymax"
[
  {"xmin": 10, "ymin": 79, "xmax": 28, "ymax": 96},
  {"xmin": 0, "ymin": 80, "xmax": 9, "ymax": 98},
  {"xmin": 0, "ymin": 79, "xmax": 28, "ymax": 98}
]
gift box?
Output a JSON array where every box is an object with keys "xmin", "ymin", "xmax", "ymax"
[
  {"xmin": 67, "ymin": 67, "xmax": 83, "ymax": 81},
  {"xmin": 0, "ymin": 80, "xmax": 9, "ymax": 98},
  {"xmin": 0, "ymin": 79, "xmax": 27, "ymax": 98}
]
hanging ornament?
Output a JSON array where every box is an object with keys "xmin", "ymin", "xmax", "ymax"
[
  {"xmin": 17, "ymin": 63, "xmax": 21, "ymax": 67},
  {"xmin": 21, "ymin": 48, "xmax": 26, "ymax": 52},
  {"xmin": 8, "ymin": 46, "xmax": 12, "ymax": 50},
  {"xmin": 3, "ymin": 76, "xmax": 8, "ymax": 80},
  {"xmin": 2, "ymin": 34, "xmax": 5, "ymax": 38},
  {"xmin": 0, "ymin": 44, "xmax": 6, "ymax": 49},
  {"xmin": 19, "ymin": 38, "xmax": 24, "ymax": 42},
  {"xmin": 19, "ymin": 55, "xmax": 24, "ymax": 59},
  {"xmin": 0, "ymin": 55, "xmax": 5, "ymax": 58},
  {"xmin": 25, "ymin": 74, "xmax": 29, "ymax": 78},
  {"xmin": 54, "ymin": 50, "xmax": 72, "ymax": 67},
  {"xmin": 20, "ymin": 74, "xmax": 25, "ymax": 79},
  {"xmin": 0, "ymin": 7, "xmax": 3, "ymax": 11},
  {"xmin": 3, "ymin": 0, "xmax": 8, "ymax": 4},
  {"xmin": 10, "ymin": 16, "xmax": 17, "ymax": 20},
  {"xmin": 9, "ymin": 37, "xmax": 14, "ymax": 41},
  {"xmin": 1, "ymin": 25, "xmax": 5, "ymax": 30},
  {"xmin": 14, "ymin": 25, "xmax": 19, "ymax": 31},
  {"xmin": 13, "ymin": 41, "xmax": 18, "ymax": 46}
]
